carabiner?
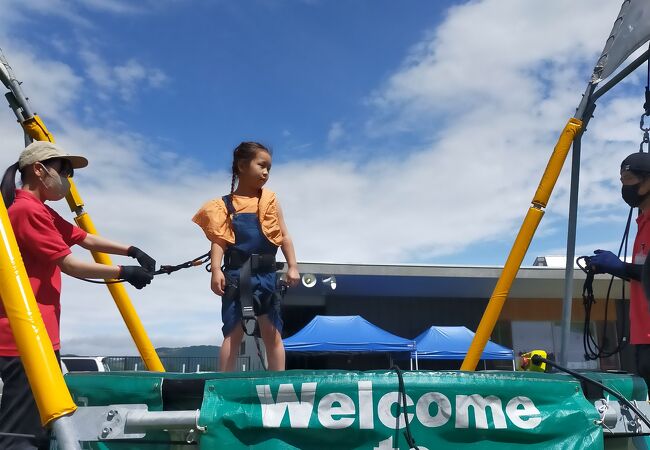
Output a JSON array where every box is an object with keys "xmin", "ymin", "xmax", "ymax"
[{"xmin": 640, "ymin": 113, "xmax": 650, "ymax": 132}]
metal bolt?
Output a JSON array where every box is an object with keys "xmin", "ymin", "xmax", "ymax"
[
  {"xmin": 100, "ymin": 427, "xmax": 112, "ymax": 438},
  {"xmin": 208, "ymin": 385, "xmax": 215, "ymax": 392},
  {"xmin": 186, "ymin": 429, "xmax": 198, "ymax": 444},
  {"xmin": 106, "ymin": 410, "xmax": 116, "ymax": 421}
]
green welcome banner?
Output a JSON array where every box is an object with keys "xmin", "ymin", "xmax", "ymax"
[{"xmin": 198, "ymin": 370, "xmax": 603, "ymax": 450}]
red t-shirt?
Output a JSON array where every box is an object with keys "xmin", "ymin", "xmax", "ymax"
[
  {"xmin": 0, "ymin": 190, "xmax": 87, "ymax": 355},
  {"xmin": 631, "ymin": 211, "xmax": 650, "ymax": 344}
]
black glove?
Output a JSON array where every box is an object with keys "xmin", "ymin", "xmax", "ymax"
[
  {"xmin": 127, "ymin": 246, "xmax": 156, "ymax": 273},
  {"xmin": 119, "ymin": 265, "xmax": 153, "ymax": 289}
]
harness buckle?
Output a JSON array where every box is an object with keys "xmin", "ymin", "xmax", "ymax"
[{"xmin": 241, "ymin": 316, "xmax": 258, "ymax": 337}]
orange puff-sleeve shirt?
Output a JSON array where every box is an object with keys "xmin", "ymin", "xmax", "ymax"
[{"xmin": 192, "ymin": 188, "xmax": 283, "ymax": 247}]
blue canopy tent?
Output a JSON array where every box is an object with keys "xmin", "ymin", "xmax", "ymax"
[
  {"xmin": 283, "ymin": 315, "xmax": 417, "ymax": 368},
  {"xmin": 414, "ymin": 326, "xmax": 515, "ymax": 370}
]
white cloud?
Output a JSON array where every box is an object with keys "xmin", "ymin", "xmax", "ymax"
[
  {"xmin": 0, "ymin": 0, "xmax": 643, "ymax": 355},
  {"xmin": 0, "ymin": 0, "xmax": 101, "ymax": 28},
  {"xmin": 369, "ymin": 1, "xmax": 615, "ymax": 125},
  {"xmin": 74, "ymin": 0, "xmax": 142, "ymax": 14},
  {"xmin": 80, "ymin": 49, "xmax": 169, "ymax": 101},
  {"xmin": 0, "ymin": 0, "xmax": 169, "ymax": 24},
  {"xmin": 327, "ymin": 121, "xmax": 344, "ymax": 143}
]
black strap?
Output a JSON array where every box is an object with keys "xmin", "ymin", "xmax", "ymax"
[
  {"xmin": 239, "ymin": 256, "xmax": 257, "ymax": 336},
  {"xmin": 224, "ymin": 249, "xmax": 278, "ymax": 272},
  {"xmin": 222, "ymin": 194, "xmax": 236, "ymax": 215},
  {"xmin": 645, "ymin": 42, "xmax": 650, "ymax": 116},
  {"xmin": 237, "ymin": 254, "xmax": 282, "ymax": 337}
]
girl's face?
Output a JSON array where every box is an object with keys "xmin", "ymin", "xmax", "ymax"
[{"xmin": 238, "ymin": 150, "xmax": 272, "ymax": 189}]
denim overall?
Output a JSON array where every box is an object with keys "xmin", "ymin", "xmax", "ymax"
[{"xmin": 221, "ymin": 195, "xmax": 282, "ymax": 336}]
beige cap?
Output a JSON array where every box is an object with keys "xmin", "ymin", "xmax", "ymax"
[{"xmin": 18, "ymin": 141, "xmax": 88, "ymax": 171}]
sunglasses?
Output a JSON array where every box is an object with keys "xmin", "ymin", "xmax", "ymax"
[{"xmin": 40, "ymin": 159, "xmax": 74, "ymax": 178}]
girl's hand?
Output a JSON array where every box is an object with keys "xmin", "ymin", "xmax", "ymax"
[
  {"xmin": 211, "ymin": 269, "xmax": 226, "ymax": 296},
  {"xmin": 285, "ymin": 266, "xmax": 300, "ymax": 287}
]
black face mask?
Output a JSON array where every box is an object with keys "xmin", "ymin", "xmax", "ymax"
[{"xmin": 622, "ymin": 182, "xmax": 645, "ymax": 207}]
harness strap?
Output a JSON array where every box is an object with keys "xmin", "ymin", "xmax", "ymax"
[
  {"xmin": 222, "ymin": 194, "xmax": 236, "ymax": 216},
  {"xmin": 239, "ymin": 256, "xmax": 257, "ymax": 336},
  {"xmin": 224, "ymin": 248, "xmax": 278, "ymax": 271},
  {"xmin": 236, "ymin": 254, "xmax": 284, "ymax": 337}
]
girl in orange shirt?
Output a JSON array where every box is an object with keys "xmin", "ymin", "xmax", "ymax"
[{"xmin": 193, "ymin": 142, "xmax": 299, "ymax": 371}]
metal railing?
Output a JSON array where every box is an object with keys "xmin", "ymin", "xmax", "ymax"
[{"xmin": 102, "ymin": 356, "xmax": 251, "ymax": 372}]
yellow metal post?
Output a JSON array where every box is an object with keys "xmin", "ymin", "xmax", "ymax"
[
  {"xmin": 74, "ymin": 212, "xmax": 164, "ymax": 371},
  {"xmin": 461, "ymin": 118, "xmax": 583, "ymax": 371},
  {"xmin": 0, "ymin": 196, "xmax": 76, "ymax": 425},
  {"xmin": 21, "ymin": 117, "xmax": 164, "ymax": 372}
]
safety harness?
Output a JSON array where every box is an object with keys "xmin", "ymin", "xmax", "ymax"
[
  {"xmin": 221, "ymin": 195, "xmax": 284, "ymax": 337},
  {"xmin": 222, "ymin": 248, "xmax": 284, "ymax": 336}
]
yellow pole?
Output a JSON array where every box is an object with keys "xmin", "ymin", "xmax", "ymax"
[
  {"xmin": 460, "ymin": 118, "xmax": 583, "ymax": 371},
  {"xmin": 0, "ymin": 196, "xmax": 76, "ymax": 425},
  {"xmin": 74, "ymin": 212, "xmax": 165, "ymax": 372},
  {"xmin": 21, "ymin": 117, "xmax": 165, "ymax": 372}
]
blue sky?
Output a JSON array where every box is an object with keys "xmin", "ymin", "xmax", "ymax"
[
  {"xmin": 15, "ymin": 1, "xmax": 455, "ymax": 166},
  {"xmin": 0, "ymin": 0, "xmax": 645, "ymax": 353}
]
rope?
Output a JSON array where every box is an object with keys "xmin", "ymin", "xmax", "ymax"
[
  {"xmin": 578, "ymin": 209, "xmax": 631, "ymax": 360},
  {"xmin": 155, "ymin": 252, "xmax": 210, "ymax": 275},
  {"xmin": 643, "ymin": 45, "xmax": 650, "ymax": 116},
  {"xmin": 576, "ymin": 208, "xmax": 632, "ymax": 361},
  {"xmin": 391, "ymin": 365, "xmax": 419, "ymax": 450},
  {"xmin": 640, "ymin": 43, "xmax": 650, "ymax": 151},
  {"xmin": 73, "ymin": 251, "xmax": 211, "ymax": 285},
  {"xmin": 532, "ymin": 354, "xmax": 650, "ymax": 431}
]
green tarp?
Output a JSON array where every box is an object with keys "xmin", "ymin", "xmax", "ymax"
[
  {"xmin": 63, "ymin": 369, "xmax": 607, "ymax": 449},
  {"xmin": 198, "ymin": 370, "xmax": 602, "ymax": 450}
]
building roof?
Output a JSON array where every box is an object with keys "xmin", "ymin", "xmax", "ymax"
[{"xmin": 285, "ymin": 261, "xmax": 621, "ymax": 300}]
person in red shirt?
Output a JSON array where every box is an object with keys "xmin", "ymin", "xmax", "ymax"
[
  {"xmin": 589, "ymin": 152, "xmax": 650, "ymax": 389},
  {"xmin": 0, "ymin": 141, "xmax": 156, "ymax": 450}
]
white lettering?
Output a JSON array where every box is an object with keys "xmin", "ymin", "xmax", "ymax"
[
  {"xmin": 256, "ymin": 383, "xmax": 317, "ymax": 428},
  {"xmin": 416, "ymin": 392, "xmax": 452, "ymax": 427},
  {"xmin": 373, "ymin": 436, "xmax": 398, "ymax": 450},
  {"xmin": 378, "ymin": 392, "xmax": 414, "ymax": 429},
  {"xmin": 373, "ymin": 436, "xmax": 429, "ymax": 450},
  {"xmin": 255, "ymin": 381, "xmax": 544, "ymax": 432},
  {"xmin": 506, "ymin": 396, "xmax": 542, "ymax": 429},
  {"xmin": 318, "ymin": 393, "xmax": 355, "ymax": 429},
  {"xmin": 358, "ymin": 381, "xmax": 374, "ymax": 429},
  {"xmin": 455, "ymin": 395, "xmax": 507, "ymax": 429}
]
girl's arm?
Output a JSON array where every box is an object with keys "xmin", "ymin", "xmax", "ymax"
[
  {"xmin": 210, "ymin": 241, "xmax": 227, "ymax": 296},
  {"xmin": 277, "ymin": 202, "xmax": 299, "ymax": 287}
]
